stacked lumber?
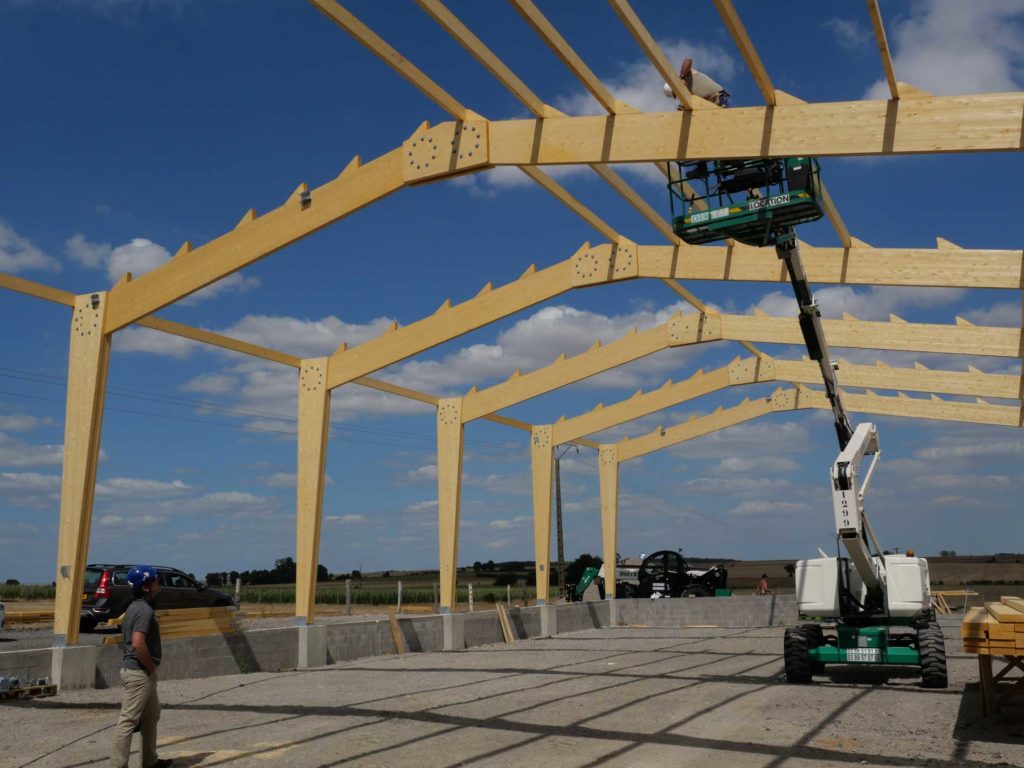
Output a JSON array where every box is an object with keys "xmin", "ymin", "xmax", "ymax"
[
  {"xmin": 106, "ymin": 606, "xmax": 239, "ymax": 643},
  {"xmin": 6, "ymin": 610, "xmax": 54, "ymax": 625},
  {"xmin": 961, "ymin": 597, "xmax": 1024, "ymax": 655}
]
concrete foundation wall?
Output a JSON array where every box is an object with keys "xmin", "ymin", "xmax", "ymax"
[
  {"xmin": 0, "ymin": 648, "xmax": 52, "ymax": 683},
  {"xmin": 616, "ymin": 594, "xmax": 797, "ymax": 627},
  {"xmin": 18, "ymin": 595, "xmax": 797, "ymax": 690},
  {"xmin": 463, "ymin": 611, "xmax": 503, "ymax": 648},
  {"xmin": 554, "ymin": 601, "xmax": 611, "ymax": 632},
  {"xmin": 400, "ymin": 616, "xmax": 444, "ymax": 653}
]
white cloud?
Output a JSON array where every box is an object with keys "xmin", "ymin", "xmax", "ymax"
[
  {"xmin": 555, "ymin": 39, "xmax": 736, "ymax": 116},
  {"xmin": 0, "ymin": 220, "xmax": 59, "ymax": 273},
  {"xmin": 0, "ymin": 433, "xmax": 64, "ymax": 468},
  {"xmin": 914, "ymin": 440, "xmax": 1023, "ymax": 461},
  {"xmin": 963, "ymin": 301, "xmax": 1021, "ymax": 327},
  {"xmin": 114, "ymin": 326, "xmax": 202, "ymax": 358},
  {"xmin": 97, "ymin": 513, "xmax": 162, "ymax": 526},
  {"xmin": 489, "ymin": 516, "xmax": 531, "ymax": 530},
  {"xmin": 685, "ymin": 477, "xmax": 791, "ymax": 494},
  {"xmin": 823, "ymin": 17, "xmax": 871, "ymax": 52},
  {"xmin": 98, "ymin": 514, "xmax": 123, "ymax": 527},
  {"xmin": 65, "ymin": 234, "xmax": 258, "ymax": 301},
  {"xmin": 0, "ymin": 471, "xmax": 61, "ymax": 492},
  {"xmin": 716, "ymin": 456, "xmax": 799, "ymax": 474},
  {"xmin": 671, "ymin": 420, "xmax": 811, "ymax": 460},
  {"xmin": 180, "ymin": 373, "xmax": 238, "ymax": 395},
  {"xmin": 94, "ymin": 477, "xmax": 191, "ymax": 498},
  {"xmin": 404, "ymin": 464, "xmax": 438, "ymax": 483},
  {"xmin": 729, "ymin": 500, "xmax": 809, "ymax": 516},
  {"xmin": 406, "ymin": 499, "xmax": 438, "ymax": 514},
  {"xmin": 748, "ymin": 285, "xmax": 966, "ymax": 321},
  {"xmin": 265, "ymin": 472, "xmax": 296, "ymax": 488},
  {"xmin": 326, "ymin": 514, "xmax": 366, "ymax": 524},
  {"xmin": 485, "ymin": 537, "xmax": 512, "ymax": 550},
  {"xmin": 0, "ymin": 413, "xmax": 46, "ymax": 432},
  {"xmin": 864, "ymin": 1, "xmax": 1024, "ymax": 99},
  {"xmin": 917, "ymin": 473, "xmax": 1011, "ymax": 489}
]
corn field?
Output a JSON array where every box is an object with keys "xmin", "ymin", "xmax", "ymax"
[{"xmin": 240, "ymin": 586, "xmax": 533, "ymax": 606}]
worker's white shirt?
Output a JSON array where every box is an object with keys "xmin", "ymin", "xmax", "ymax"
[{"xmin": 685, "ymin": 69, "xmax": 724, "ymax": 100}]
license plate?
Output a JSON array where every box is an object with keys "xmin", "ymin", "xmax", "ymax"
[{"xmin": 846, "ymin": 648, "xmax": 881, "ymax": 663}]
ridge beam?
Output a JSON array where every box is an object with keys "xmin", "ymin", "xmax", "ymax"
[{"xmin": 478, "ymin": 94, "xmax": 1024, "ymax": 169}]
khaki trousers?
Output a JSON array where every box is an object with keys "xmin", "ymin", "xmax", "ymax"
[{"xmin": 109, "ymin": 668, "xmax": 161, "ymax": 768}]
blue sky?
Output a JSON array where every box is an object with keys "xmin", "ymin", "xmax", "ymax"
[{"xmin": 1, "ymin": 0, "xmax": 1022, "ymax": 584}]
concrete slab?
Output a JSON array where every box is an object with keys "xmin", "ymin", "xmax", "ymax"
[{"xmin": 6, "ymin": 618, "xmax": 1019, "ymax": 768}]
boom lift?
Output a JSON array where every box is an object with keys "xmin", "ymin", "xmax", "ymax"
[{"xmin": 668, "ymin": 158, "xmax": 947, "ymax": 687}]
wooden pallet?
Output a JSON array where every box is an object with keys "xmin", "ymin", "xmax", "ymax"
[{"xmin": 0, "ymin": 683, "xmax": 57, "ymax": 700}]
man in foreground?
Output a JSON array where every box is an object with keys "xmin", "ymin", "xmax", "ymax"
[{"xmin": 109, "ymin": 565, "xmax": 171, "ymax": 768}]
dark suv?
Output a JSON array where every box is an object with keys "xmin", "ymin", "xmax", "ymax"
[{"xmin": 80, "ymin": 564, "xmax": 234, "ymax": 631}]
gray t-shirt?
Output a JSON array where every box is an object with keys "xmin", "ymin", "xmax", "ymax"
[{"xmin": 121, "ymin": 598, "xmax": 161, "ymax": 671}]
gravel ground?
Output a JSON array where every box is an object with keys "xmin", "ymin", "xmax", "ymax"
[{"xmin": 2, "ymin": 618, "xmax": 1021, "ymax": 768}]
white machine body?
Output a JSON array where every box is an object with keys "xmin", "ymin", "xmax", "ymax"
[{"xmin": 796, "ymin": 555, "xmax": 930, "ymax": 618}]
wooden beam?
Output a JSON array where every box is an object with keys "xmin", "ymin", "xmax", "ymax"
[
  {"xmin": 414, "ymin": 0, "xmax": 551, "ymax": 117},
  {"xmin": 478, "ymin": 93, "xmax": 1024, "ymax": 168},
  {"xmin": 712, "ymin": 0, "xmax": 776, "ymax": 105},
  {"xmin": 717, "ymin": 313, "xmax": 1021, "ymax": 358},
  {"xmin": 606, "ymin": 0, "xmax": 705, "ymax": 111},
  {"xmin": 437, "ymin": 398, "xmax": 465, "ymax": 612},
  {"xmin": 54, "ymin": 293, "xmax": 111, "ymax": 644},
  {"xmin": 508, "ymin": 0, "xmax": 622, "ymax": 114},
  {"xmin": 866, "ymin": 0, "xmax": 900, "ymax": 100},
  {"xmin": 311, "ymin": 0, "xmax": 469, "ymax": 118},
  {"xmin": 295, "ymin": 359, "xmax": 331, "ymax": 625},
  {"xmin": 530, "ymin": 426, "xmax": 554, "ymax": 605},
  {"xmin": 104, "ymin": 147, "xmax": 405, "ymax": 333},
  {"xmin": 552, "ymin": 362, "xmax": 743, "ymax": 444},
  {"xmin": 775, "ymin": 358, "xmax": 1022, "ymax": 400},
  {"xmin": 598, "ymin": 444, "xmax": 619, "ymax": 601},
  {"xmin": 0, "ymin": 273, "xmax": 75, "ymax": 306},
  {"xmin": 636, "ymin": 243, "xmax": 1024, "ymax": 289},
  {"xmin": 617, "ymin": 387, "xmax": 1023, "ymax": 464},
  {"xmin": 617, "ymin": 388, "xmax": 797, "ymax": 462},
  {"xmin": 774, "ymin": 90, "xmax": 851, "ymax": 246},
  {"xmin": 461, "ymin": 313, "xmax": 710, "ymax": 422},
  {"xmin": 325, "ymin": 242, "xmax": 628, "ymax": 389}
]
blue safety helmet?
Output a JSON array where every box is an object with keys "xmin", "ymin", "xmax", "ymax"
[{"xmin": 126, "ymin": 565, "xmax": 158, "ymax": 590}]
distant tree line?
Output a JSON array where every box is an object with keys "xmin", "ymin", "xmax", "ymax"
[{"xmin": 205, "ymin": 557, "xmax": 329, "ymax": 587}]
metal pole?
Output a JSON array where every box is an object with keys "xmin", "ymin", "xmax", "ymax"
[
  {"xmin": 397, "ymin": 580, "xmax": 403, "ymax": 614},
  {"xmin": 234, "ymin": 577, "xmax": 241, "ymax": 604},
  {"xmin": 469, "ymin": 583, "xmax": 474, "ymax": 612},
  {"xmin": 345, "ymin": 578, "xmax": 352, "ymax": 616},
  {"xmin": 555, "ymin": 453, "xmax": 566, "ymax": 600}
]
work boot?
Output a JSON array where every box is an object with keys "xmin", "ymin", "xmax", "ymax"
[{"xmin": 147, "ymin": 760, "xmax": 173, "ymax": 768}]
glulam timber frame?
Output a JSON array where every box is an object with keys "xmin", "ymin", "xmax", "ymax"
[{"xmin": 7, "ymin": 0, "xmax": 1018, "ymax": 639}]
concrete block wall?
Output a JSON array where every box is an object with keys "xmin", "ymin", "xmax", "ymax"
[
  {"xmin": 554, "ymin": 601, "xmax": 611, "ymax": 632},
  {"xmin": 0, "ymin": 648, "xmax": 53, "ymax": 683},
  {"xmin": 324, "ymin": 619, "xmax": 399, "ymax": 662},
  {"xmin": 616, "ymin": 594, "xmax": 797, "ymax": 627},
  {"xmin": 16, "ymin": 594, "xmax": 798, "ymax": 690},
  {"xmin": 463, "ymin": 611, "xmax": 503, "ymax": 648}
]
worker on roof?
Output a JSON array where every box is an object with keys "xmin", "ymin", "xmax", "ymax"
[{"xmin": 663, "ymin": 57, "xmax": 730, "ymax": 108}]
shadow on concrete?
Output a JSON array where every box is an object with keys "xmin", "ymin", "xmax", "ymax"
[{"xmin": 952, "ymin": 681, "xmax": 1024, "ymax": 751}]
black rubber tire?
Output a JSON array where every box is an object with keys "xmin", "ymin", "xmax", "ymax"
[
  {"xmin": 784, "ymin": 626, "xmax": 813, "ymax": 684},
  {"xmin": 79, "ymin": 614, "xmax": 98, "ymax": 633},
  {"xmin": 616, "ymin": 583, "xmax": 638, "ymax": 599},
  {"xmin": 918, "ymin": 622, "xmax": 948, "ymax": 689},
  {"xmin": 683, "ymin": 585, "xmax": 711, "ymax": 598},
  {"xmin": 800, "ymin": 623, "xmax": 825, "ymax": 647}
]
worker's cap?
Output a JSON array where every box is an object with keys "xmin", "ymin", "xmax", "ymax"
[
  {"xmin": 662, "ymin": 81, "xmax": 675, "ymax": 99},
  {"xmin": 126, "ymin": 565, "xmax": 157, "ymax": 589}
]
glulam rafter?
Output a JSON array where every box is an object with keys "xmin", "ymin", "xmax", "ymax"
[{"xmin": 866, "ymin": 0, "xmax": 900, "ymax": 100}]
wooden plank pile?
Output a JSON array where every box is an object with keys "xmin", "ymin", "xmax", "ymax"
[
  {"xmin": 961, "ymin": 597, "xmax": 1024, "ymax": 655},
  {"xmin": 105, "ymin": 606, "xmax": 239, "ymax": 644},
  {"xmin": 6, "ymin": 610, "xmax": 54, "ymax": 625}
]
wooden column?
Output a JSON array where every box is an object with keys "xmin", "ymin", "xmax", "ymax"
[
  {"xmin": 54, "ymin": 292, "xmax": 111, "ymax": 644},
  {"xmin": 530, "ymin": 426, "xmax": 554, "ymax": 605},
  {"xmin": 295, "ymin": 358, "xmax": 330, "ymax": 625},
  {"xmin": 437, "ymin": 397, "xmax": 465, "ymax": 612},
  {"xmin": 598, "ymin": 444, "xmax": 619, "ymax": 599}
]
